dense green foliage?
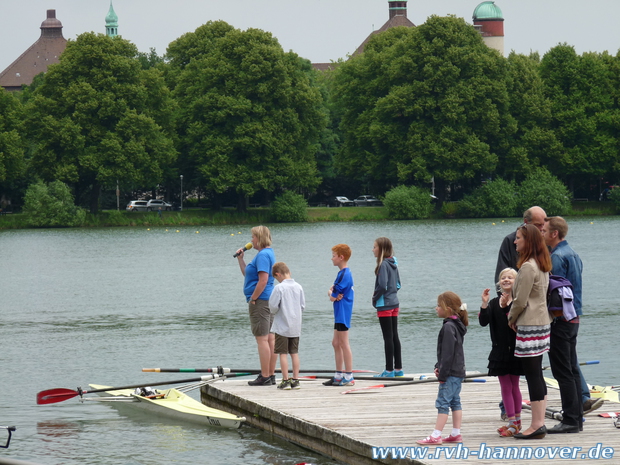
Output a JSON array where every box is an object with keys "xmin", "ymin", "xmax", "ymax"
[
  {"xmin": 516, "ymin": 168, "xmax": 572, "ymax": 215},
  {"xmin": 609, "ymin": 187, "xmax": 620, "ymax": 211},
  {"xmin": 332, "ymin": 16, "xmax": 515, "ymax": 201},
  {"xmin": 0, "ymin": 17, "xmax": 619, "ymax": 221},
  {"xmin": 0, "ymin": 90, "xmax": 26, "ymax": 199},
  {"xmin": 24, "ymin": 33, "xmax": 177, "ymax": 213},
  {"xmin": 459, "ymin": 178, "xmax": 518, "ymax": 218},
  {"xmin": 23, "ymin": 180, "xmax": 86, "ymax": 227},
  {"xmin": 383, "ymin": 185, "xmax": 433, "ymax": 219},
  {"xmin": 166, "ymin": 22, "xmax": 326, "ymax": 210},
  {"xmin": 271, "ymin": 191, "xmax": 308, "ymax": 222}
]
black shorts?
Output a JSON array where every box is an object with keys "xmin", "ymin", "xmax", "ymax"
[{"xmin": 334, "ymin": 323, "xmax": 349, "ymax": 332}]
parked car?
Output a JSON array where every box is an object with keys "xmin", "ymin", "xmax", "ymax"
[
  {"xmin": 146, "ymin": 199, "xmax": 172, "ymax": 211},
  {"xmin": 329, "ymin": 196, "xmax": 355, "ymax": 207},
  {"xmin": 354, "ymin": 195, "xmax": 383, "ymax": 206},
  {"xmin": 126, "ymin": 200, "xmax": 148, "ymax": 212}
]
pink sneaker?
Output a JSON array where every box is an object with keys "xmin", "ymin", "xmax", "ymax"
[
  {"xmin": 443, "ymin": 434, "xmax": 463, "ymax": 443},
  {"xmin": 416, "ymin": 436, "xmax": 442, "ymax": 445}
]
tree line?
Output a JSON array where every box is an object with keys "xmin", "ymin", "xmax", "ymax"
[{"xmin": 0, "ymin": 16, "xmax": 618, "ymax": 214}]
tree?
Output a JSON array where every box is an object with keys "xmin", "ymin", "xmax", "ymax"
[
  {"xmin": 166, "ymin": 21, "xmax": 327, "ymax": 210},
  {"xmin": 503, "ymin": 52, "xmax": 562, "ymax": 180},
  {"xmin": 271, "ymin": 191, "xmax": 308, "ymax": 222},
  {"xmin": 383, "ymin": 185, "xmax": 432, "ymax": 219},
  {"xmin": 23, "ymin": 180, "xmax": 86, "ymax": 227},
  {"xmin": 458, "ymin": 177, "xmax": 518, "ymax": 218},
  {"xmin": 24, "ymin": 33, "xmax": 177, "ymax": 213},
  {"xmin": 516, "ymin": 168, "xmax": 571, "ymax": 216},
  {"xmin": 332, "ymin": 16, "xmax": 516, "ymax": 202},
  {"xmin": 540, "ymin": 45, "xmax": 620, "ymax": 196},
  {"xmin": 0, "ymin": 89, "xmax": 26, "ymax": 206}
]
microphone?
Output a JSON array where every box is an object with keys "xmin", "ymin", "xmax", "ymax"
[{"xmin": 233, "ymin": 243, "xmax": 252, "ymax": 258}]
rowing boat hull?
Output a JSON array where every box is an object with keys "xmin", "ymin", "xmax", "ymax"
[
  {"xmin": 545, "ymin": 377, "xmax": 619, "ymax": 403},
  {"xmin": 89, "ymin": 384, "xmax": 245, "ymax": 428}
]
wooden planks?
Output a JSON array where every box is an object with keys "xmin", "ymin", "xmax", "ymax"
[{"xmin": 200, "ymin": 375, "xmax": 619, "ymax": 465}]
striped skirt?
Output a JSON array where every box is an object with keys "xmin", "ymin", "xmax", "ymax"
[{"xmin": 514, "ymin": 324, "xmax": 550, "ymax": 357}]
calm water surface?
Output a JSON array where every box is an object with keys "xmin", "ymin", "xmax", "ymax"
[{"xmin": 1, "ymin": 218, "xmax": 618, "ymax": 464}]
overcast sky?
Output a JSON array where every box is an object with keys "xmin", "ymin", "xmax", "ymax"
[{"xmin": 3, "ymin": 0, "xmax": 620, "ymax": 72}]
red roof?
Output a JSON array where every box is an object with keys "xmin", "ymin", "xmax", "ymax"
[{"xmin": 0, "ymin": 10, "xmax": 67, "ymax": 91}]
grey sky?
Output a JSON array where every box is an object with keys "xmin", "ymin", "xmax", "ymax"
[{"xmin": 2, "ymin": 0, "xmax": 620, "ymax": 72}]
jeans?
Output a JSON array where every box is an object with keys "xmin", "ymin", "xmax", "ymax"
[{"xmin": 435, "ymin": 376, "xmax": 463, "ymax": 414}]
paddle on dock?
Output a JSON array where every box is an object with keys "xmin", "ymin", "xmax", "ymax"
[
  {"xmin": 340, "ymin": 373, "xmax": 488, "ymax": 394},
  {"xmin": 542, "ymin": 360, "xmax": 599, "ymax": 371},
  {"xmin": 143, "ymin": 367, "xmax": 377, "ymax": 374}
]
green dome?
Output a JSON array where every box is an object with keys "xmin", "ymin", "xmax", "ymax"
[{"xmin": 473, "ymin": 1, "xmax": 503, "ymax": 20}]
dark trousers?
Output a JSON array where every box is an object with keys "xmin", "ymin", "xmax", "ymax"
[
  {"xmin": 548, "ymin": 319, "xmax": 582, "ymax": 426},
  {"xmin": 378, "ymin": 316, "xmax": 402, "ymax": 371}
]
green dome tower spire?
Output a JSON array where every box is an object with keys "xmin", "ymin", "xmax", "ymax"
[{"xmin": 106, "ymin": 1, "xmax": 119, "ymax": 37}]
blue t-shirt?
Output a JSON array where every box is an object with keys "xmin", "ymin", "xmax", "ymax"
[
  {"xmin": 243, "ymin": 248, "xmax": 275, "ymax": 301},
  {"xmin": 331, "ymin": 267, "xmax": 354, "ymax": 328}
]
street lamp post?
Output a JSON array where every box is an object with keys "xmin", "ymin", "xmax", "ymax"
[{"xmin": 180, "ymin": 175, "xmax": 183, "ymax": 211}]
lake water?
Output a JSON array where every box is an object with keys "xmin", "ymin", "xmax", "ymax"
[{"xmin": 1, "ymin": 217, "xmax": 618, "ymax": 464}]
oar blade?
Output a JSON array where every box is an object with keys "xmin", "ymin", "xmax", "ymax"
[
  {"xmin": 340, "ymin": 384, "xmax": 387, "ymax": 395},
  {"xmin": 37, "ymin": 388, "xmax": 79, "ymax": 405}
]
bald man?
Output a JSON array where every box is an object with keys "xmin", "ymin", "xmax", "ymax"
[{"xmin": 494, "ymin": 206, "xmax": 547, "ymax": 285}]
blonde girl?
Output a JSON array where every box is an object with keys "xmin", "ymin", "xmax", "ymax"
[{"xmin": 480, "ymin": 268, "xmax": 523, "ymax": 437}]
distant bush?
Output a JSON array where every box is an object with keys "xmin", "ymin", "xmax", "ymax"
[
  {"xmin": 271, "ymin": 191, "xmax": 308, "ymax": 222},
  {"xmin": 23, "ymin": 180, "xmax": 86, "ymax": 227},
  {"xmin": 459, "ymin": 178, "xmax": 518, "ymax": 218},
  {"xmin": 609, "ymin": 186, "xmax": 620, "ymax": 212},
  {"xmin": 383, "ymin": 185, "xmax": 432, "ymax": 220},
  {"xmin": 516, "ymin": 168, "xmax": 571, "ymax": 216},
  {"xmin": 441, "ymin": 201, "xmax": 460, "ymax": 218}
]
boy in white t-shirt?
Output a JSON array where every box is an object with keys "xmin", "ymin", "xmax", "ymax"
[{"xmin": 268, "ymin": 262, "xmax": 305, "ymax": 390}]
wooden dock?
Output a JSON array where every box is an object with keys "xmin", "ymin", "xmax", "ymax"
[{"xmin": 200, "ymin": 375, "xmax": 619, "ymax": 465}]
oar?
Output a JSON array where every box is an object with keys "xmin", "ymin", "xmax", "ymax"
[
  {"xmin": 522, "ymin": 402, "xmax": 563, "ymax": 421},
  {"xmin": 37, "ymin": 373, "xmax": 249, "ymax": 405},
  {"xmin": 142, "ymin": 367, "xmax": 378, "ymax": 374},
  {"xmin": 542, "ymin": 360, "xmax": 599, "ymax": 371},
  {"xmin": 300, "ymin": 375, "xmax": 416, "ymax": 381},
  {"xmin": 341, "ymin": 373, "xmax": 488, "ymax": 395}
]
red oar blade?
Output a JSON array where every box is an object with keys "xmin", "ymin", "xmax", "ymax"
[
  {"xmin": 37, "ymin": 388, "xmax": 80, "ymax": 405},
  {"xmin": 341, "ymin": 384, "xmax": 387, "ymax": 394}
]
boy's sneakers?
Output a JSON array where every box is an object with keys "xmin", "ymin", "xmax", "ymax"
[
  {"xmin": 337, "ymin": 377, "xmax": 355, "ymax": 386},
  {"xmin": 289, "ymin": 379, "xmax": 301, "ymax": 390},
  {"xmin": 443, "ymin": 434, "xmax": 463, "ymax": 443},
  {"xmin": 322, "ymin": 377, "xmax": 341, "ymax": 386},
  {"xmin": 277, "ymin": 379, "xmax": 291, "ymax": 390},
  {"xmin": 248, "ymin": 375, "xmax": 272, "ymax": 386},
  {"xmin": 394, "ymin": 370, "xmax": 404, "ymax": 377},
  {"xmin": 416, "ymin": 436, "xmax": 442, "ymax": 445},
  {"xmin": 374, "ymin": 370, "xmax": 395, "ymax": 378},
  {"xmin": 270, "ymin": 375, "xmax": 276, "ymax": 385}
]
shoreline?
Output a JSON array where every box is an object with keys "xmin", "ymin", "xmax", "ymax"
[{"xmin": 0, "ymin": 203, "xmax": 617, "ymax": 230}]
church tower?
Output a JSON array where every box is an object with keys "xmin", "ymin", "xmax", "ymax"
[{"xmin": 106, "ymin": 1, "xmax": 119, "ymax": 37}]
